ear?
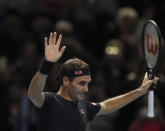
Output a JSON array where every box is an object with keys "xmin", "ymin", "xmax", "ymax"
[{"xmin": 63, "ymin": 76, "xmax": 70, "ymax": 86}]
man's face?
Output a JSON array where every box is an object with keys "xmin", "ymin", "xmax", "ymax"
[{"xmin": 67, "ymin": 75, "xmax": 91, "ymax": 101}]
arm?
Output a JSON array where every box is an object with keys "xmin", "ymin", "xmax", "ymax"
[
  {"xmin": 98, "ymin": 73, "xmax": 159, "ymax": 115},
  {"xmin": 28, "ymin": 32, "xmax": 66, "ymax": 108}
]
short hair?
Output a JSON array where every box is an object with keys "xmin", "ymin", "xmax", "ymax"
[{"xmin": 58, "ymin": 58, "xmax": 90, "ymax": 85}]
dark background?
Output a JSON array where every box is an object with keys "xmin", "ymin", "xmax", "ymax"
[{"xmin": 0, "ymin": 0, "xmax": 165, "ymax": 131}]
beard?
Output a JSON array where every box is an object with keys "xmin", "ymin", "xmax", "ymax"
[
  {"xmin": 68, "ymin": 89, "xmax": 88, "ymax": 102},
  {"xmin": 78, "ymin": 90, "xmax": 88, "ymax": 100}
]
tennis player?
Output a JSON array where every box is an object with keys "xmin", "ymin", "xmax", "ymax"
[{"xmin": 28, "ymin": 32, "xmax": 159, "ymax": 131}]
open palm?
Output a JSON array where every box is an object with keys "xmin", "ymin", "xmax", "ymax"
[{"xmin": 44, "ymin": 32, "xmax": 66, "ymax": 62}]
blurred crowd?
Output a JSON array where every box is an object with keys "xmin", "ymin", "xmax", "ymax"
[{"xmin": 1, "ymin": 0, "xmax": 165, "ymax": 131}]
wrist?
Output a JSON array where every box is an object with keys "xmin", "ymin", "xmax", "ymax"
[
  {"xmin": 137, "ymin": 87, "xmax": 148, "ymax": 95},
  {"xmin": 39, "ymin": 59, "xmax": 55, "ymax": 75}
]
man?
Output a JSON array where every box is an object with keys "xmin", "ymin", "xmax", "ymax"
[{"xmin": 28, "ymin": 32, "xmax": 159, "ymax": 131}]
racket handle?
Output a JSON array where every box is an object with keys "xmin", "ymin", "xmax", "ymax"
[{"xmin": 148, "ymin": 90, "xmax": 154, "ymax": 117}]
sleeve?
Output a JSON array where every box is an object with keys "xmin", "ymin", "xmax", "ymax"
[
  {"xmin": 35, "ymin": 92, "xmax": 54, "ymax": 112},
  {"xmin": 86, "ymin": 102, "xmax": 101, "ymax": 121}
]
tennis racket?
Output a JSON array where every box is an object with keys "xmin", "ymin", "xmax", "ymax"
[{"xmin": 142, "ymin": 20, "xmax": 161, "ymax": 117}]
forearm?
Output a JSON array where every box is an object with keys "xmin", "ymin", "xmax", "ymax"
[
  {"xmin": 28, "ymin": 71, "xmax": 48, "ymax": 107},
  {"xmin": 100, "ymin": 88, "xmax": 147, "ymax": 114},
  {"xmin": 28, "ymin": 32, "xmax": 65, "ymax": 108}
]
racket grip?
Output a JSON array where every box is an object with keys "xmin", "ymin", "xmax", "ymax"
[{"xmin": 148, "ymin": 90, "xmax": 154, "ymax": 117}]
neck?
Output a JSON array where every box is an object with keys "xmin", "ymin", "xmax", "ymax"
[{"xmin": 57, "ymin": 86, "xmax": 73, "ymax": 102}]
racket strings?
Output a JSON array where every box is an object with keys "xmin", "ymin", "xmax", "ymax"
[{"xmin": 144, "ymin": 23, "xmax": 160, "ymax": 69}]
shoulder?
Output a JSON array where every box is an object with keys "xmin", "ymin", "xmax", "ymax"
[
  {"xmin": 83, "ymin": 101, "xmax": 101, "ymax": 121},
  {"xmin": 44, "ymin": 92, "xmax": 59, "ymax": 103},
  {"xmin": 79, "ymin": 101, "xmax": 101, "ymax": 114},
  {"xmin": 85, "ymin": 101, "xmax": 101, "ymax": 108},
  {"xmin": 44, "ymin": 92, "xmax": 56, "ymax": 98}
]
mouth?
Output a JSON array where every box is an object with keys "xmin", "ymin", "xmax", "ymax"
[{"xmin": 78, "ymin": 91, "xmax": 88, "ymax": 99}]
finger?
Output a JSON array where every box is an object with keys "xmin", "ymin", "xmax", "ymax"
[
  {"xmin": 150, "ymin": 77, "xmax": 159, "ymax": 84},
  {"xmin": 142, "ymin": 72, "xmax": 148, "ymax": 83},
  {"xmin": 154, "ymin": 81, "xmax": 157, "ymax": 84},
  {"xmin": 49, "ymin": 32, "xmax": 53, "ymax": 45},
  {"xmin": 145, "ymin": 72, "xmax": 148, "ymax": 77},
  {"xmin": 52, "ymin": 32, "xmax": 57, "ymax": 44},
  {"xmin": 44, "ymin": 37, "xmax": 48, "ymax": 47},
  {"xmin": 153, "ymin": 82, "xmax": 157, "ymax": 88},
  {"xmin": 154, "ymin": 76, "xmax": 158, "ymax": 83},
  {"xmin": 56, "ymin": 34, "xmax": 62, "ymax": 48},
  {"xmin": 154, "ymin": 77, "xmax": 159, "ymax": 81},
  {"xmin": 154, "ymin": 86, "xmax": 157, "ymax": 89},
  {"xmin": 144, "ymin": 72, "xmax": 148, "ymax": 79},
  {"xmin": 60, "ymin": 46, "xmax": 66, "ymax": 54}
]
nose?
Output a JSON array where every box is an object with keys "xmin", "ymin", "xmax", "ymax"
[{"xmin": 83, "ymin": 85, "xmax": 88, "ymax": 92}]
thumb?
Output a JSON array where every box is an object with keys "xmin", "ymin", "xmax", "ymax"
[{"xmin": 60, "ymin": 46, "xmax": 66, "ymax": 54}]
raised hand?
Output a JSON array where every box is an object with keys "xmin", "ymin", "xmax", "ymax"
[{"xmin": 44, "ymin": 32, "xmax": 66, "ymax": 62}]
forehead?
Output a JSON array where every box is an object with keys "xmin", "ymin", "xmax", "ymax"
[{"xmin": 73, "ymin": 75, "xmax": 91, "ymax": 82}]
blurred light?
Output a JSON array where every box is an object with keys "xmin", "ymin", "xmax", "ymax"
[
  {"xmin": 0, "ymin": 56, "xmax": 8, "ymax": 71},
  {"xmin": 159, "ymin": 74, "xmax": 165, "ymax": 83},
  {"xmin": 105, "ymin": 46, "xmax": 119, "ymax": 55},
  {"xmin": 126, "ymin": 72, "xmax": 137, "ymax": 81}
]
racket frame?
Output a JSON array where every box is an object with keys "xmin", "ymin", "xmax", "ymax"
[
  {"xmin": 142, "ymin": 20, "xmax": 161, "ymax": 117},
  {"xmin": 142, "ymin": 20, "xmax": 161, "ymax": 80}
]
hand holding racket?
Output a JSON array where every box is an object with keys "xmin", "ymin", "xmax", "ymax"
[{"xmin": 142, "ymin": 20, "xmax": 161, "ymax": 117}]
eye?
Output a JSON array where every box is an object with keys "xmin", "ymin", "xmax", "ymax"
[
  {"xmin": 79, "ymin": 83, "xmax": 85, "ymax": 86},
  {"xmin": 78, "ymin": 81, "xmax": 87, "ymax": 86}
]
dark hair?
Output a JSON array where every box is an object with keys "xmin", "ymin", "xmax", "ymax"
[{"xmin": 59, "ymin": 58, "xmax": 90, "ymax": 85}]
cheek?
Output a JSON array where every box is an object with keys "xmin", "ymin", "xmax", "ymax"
[
  {"xmin": 73, "ymin": 85, "xmax": 80, "ymax": 94},
  {"xmin": 69, "ymin": 84, "xmax": 79, "ymax": 95}
]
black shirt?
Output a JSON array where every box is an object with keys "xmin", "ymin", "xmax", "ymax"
[{"xmin": 35, "ymin": 92, "xmax": 101, "ymax": 131}]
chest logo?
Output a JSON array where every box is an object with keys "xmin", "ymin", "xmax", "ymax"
[{"xmin": 81, "ymin": 108, "xmax": 85, "ymax": 115}]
